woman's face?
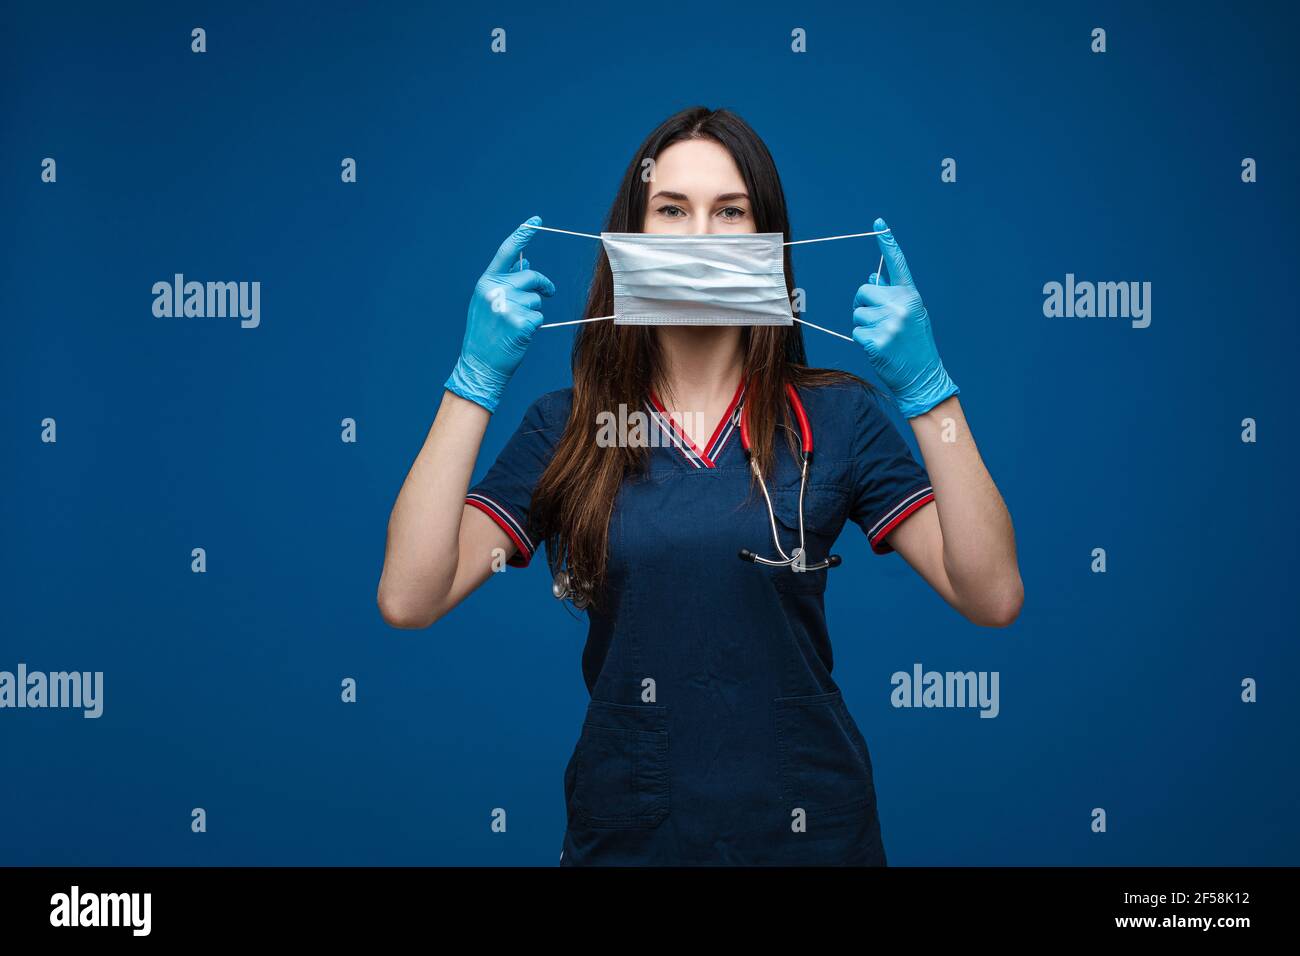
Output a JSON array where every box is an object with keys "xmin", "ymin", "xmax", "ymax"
[{"xmin": 642, "ymin": 138, "xmax": 755, "ymax": 235}]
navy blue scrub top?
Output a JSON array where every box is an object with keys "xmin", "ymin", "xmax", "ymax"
[{"xmin": 466, "ymin": 379, "xmax": 934, "ymax": 866}]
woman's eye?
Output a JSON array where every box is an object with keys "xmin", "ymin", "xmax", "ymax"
[
  {"xmin": 718, "ymin": 206, "xmax": 747, "ymax": 221},
  {"xmin": 657, "ymin": 205, "xmax": 686, "ymax": 218}
]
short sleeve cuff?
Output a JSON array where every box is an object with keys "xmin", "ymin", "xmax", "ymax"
[
  {"xmin": 466, "ymin": 492, "xmax": 535, "ymax": 567},
  {"xmin": 867, "ymin": 485, "xmax": 934, "ymax": 554}
]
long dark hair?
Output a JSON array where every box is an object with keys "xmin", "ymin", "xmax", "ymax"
[{"xmin": 531, "ymin": 106, "xmax": 864, "ymax": 605}]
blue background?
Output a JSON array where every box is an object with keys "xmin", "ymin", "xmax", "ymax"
[{"xmin": 3, "ymin": 0, "xmax": 1296, "ymax": 865}]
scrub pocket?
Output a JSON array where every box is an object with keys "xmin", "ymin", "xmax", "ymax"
[
  {"xmin": 570, "ymin": 699, "xmax": 670, "ymax": 829},
  {"xmin": 768, "ymin": 485, "xmax": 848, "ymax": 594},
  {"xmin": 773, "ymin": 689, "xmax": 877, "ymax": 814}
]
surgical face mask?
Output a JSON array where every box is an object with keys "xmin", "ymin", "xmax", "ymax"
[
  {"xmin": 600, "ymin": 232, "xmax": 793, "ymax": 326},
  {"xmin": 520, "ymin": 221, "xmax": 890, "ymax": 337}
]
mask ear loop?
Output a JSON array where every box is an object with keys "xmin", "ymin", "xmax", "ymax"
[
  {"xmin": 789, "ymin": 315, "xmax": 853, "ymax": 341},
  {"xmin": 539, "ymin": 314, "xmax": 616, "ymax": 328},
  {"xmin": 783, "ymin": 227, "xmax": 890, "ymax": 340},
  {"xmin": 509, "ymin": 224, "xmax": 618, "ymax": 327}
]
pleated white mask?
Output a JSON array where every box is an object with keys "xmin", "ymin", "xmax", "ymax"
[{"xmin": 600, "ymin": 232, "xmax": 794, "ymax": 326}]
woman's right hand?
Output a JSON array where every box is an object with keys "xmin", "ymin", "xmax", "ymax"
[{"xmin": 444, "ymin": 215, "xmax": 556, "ymax": 413}]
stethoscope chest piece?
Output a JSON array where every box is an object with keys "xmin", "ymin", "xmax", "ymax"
[{"xmin": 552, "ymin": 568, "xmax": 590, "ymax": 609}]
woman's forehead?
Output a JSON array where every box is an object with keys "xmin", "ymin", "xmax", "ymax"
[{"xmin": 651, "ymin": 139, "xmax": 747, "ymax": 196}]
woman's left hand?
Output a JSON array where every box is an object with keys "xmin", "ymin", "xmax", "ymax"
[{"xmin": 851, "ymin": 218, "xmax": 959, "ymax": 418}]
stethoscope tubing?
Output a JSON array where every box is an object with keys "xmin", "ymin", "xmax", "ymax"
[
  {"xmin": 739, "ymin": 384, "xmax": 841, "ymax": 573},
  {"xmin": 556, "ymin": 382, "xmax": 841, "ymax": 606}
]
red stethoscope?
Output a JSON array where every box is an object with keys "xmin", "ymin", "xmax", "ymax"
[{"xmin": 737, "ymin": 383, "xmax": 842, "ymax": 573}]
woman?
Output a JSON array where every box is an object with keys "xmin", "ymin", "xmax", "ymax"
[{"xmin": 377, "ymin": 106, "xmax": 1023, "ymax": 866}]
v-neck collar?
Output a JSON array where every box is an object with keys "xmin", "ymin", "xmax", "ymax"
[{"xmin": 644, "ymin": 379, "xmax": 746, "ymax": 469}]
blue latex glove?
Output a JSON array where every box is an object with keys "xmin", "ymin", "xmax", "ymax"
[
  {"xmin": 851, "ymin": 218, "xmax": 959, "ymax": 418},
  {"xmin": 444, "ymin": 216, "xmax": 556, "ymax": 412}
]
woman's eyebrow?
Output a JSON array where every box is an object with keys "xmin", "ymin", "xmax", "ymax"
[{"xmin": 648, "ymin": 190, "xmax": 750, "ymax": 202}]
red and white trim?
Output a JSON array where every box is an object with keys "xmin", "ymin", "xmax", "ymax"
[
  {"xmin": 646, "ymin": 380, "xmax": 746, "ymax": 469},
  {"xmin": 868, "ymin": 486, "xmax": 935, "ymax": 554},
  {"xmin": 465, "ymin": 492, "xmax": 535, "ymax": 567}
]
